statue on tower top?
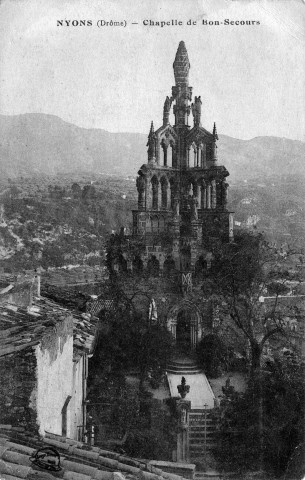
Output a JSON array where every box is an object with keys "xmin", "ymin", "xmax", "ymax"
[
  {"xmin": 191, "ymin": 96, "xmax": 202, "ymax": 126},
  {"xmin": 163, "ymin": 96, "xmax": 172, "ymax": 125}
]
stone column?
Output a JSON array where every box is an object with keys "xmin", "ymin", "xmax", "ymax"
[
  {"xmin": 201, "ymin": 185, "xmax": 207, "ymax": 209},
  {"xmin": 222, "ymin": 181, "xmax": 229, "ymax": 208},
  {"xmin": 197, "ymin": 185, "xmax": 201, "ymax": 208},
  {"xmin": 136, "ymin": 176, "xmax": 146, "ymax": 211},
  {"xmin": 186, "ymin": 147, "xmax": 190, "ymax": 168},
  {"xmin": 207, "ymin": 184, "xmax": 211, "ymax": 209},
  {"xmin": 167, "ymin": 183, "xmax": 171, "ymax": 209},
  {"xmin": 229, "ymin": 213, "xmax": 234, "ymax": 242},
  {"xmin": 190, "ymin": 324, "xmax": 196, "ymax": 350},
  {"xmin": 211, "ymin": 180, "xmax": 217, "ymax": 209},
  {"xmin": 176, "ymin": 392, "xmax": 191, "ymax": 463},
  {"xmin": 201, "ymin": 144, "xmax": 206, "ymax": 168}
]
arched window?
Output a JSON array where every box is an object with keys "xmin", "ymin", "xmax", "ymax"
[
  {"xmin": 195, "ymin": 256, "xmax": 207, "ymax": 278},
  {"xmin": 116, "ymin": 254, "xmax": 127, "ymax": 273},
  {"xmin": 133, "ymin": 256, "xmax": 143, "ymax": 274},
  {"xmin": 146, "ymin": 216, "xmax": 152, "ymax": 233},
  {"xmin": 147, "ymin": 256, "xmax": 160, "ymax": 277},
  {"xmin": 160, "ymin": 178, "xmax": 168, "ymax": 209},
  {"xmin": 167, "ymin": 143, "xmax": 173, "ymax": 167},
  {"xmin": 151, "ymin": 176, "xmax": 159, "ymax": 210},
  {"xmin": 161, "ymin": 139, "xmax": 168, "ymax": 167},
  {"xmin": 151, "ymin": 215, "xmax": 159, "ymax": 233},
  {"xmin": 159, "ymin": 216, "xmax": 165, "ymax": 232},
  {"xmin": 200, "ymin": 182, "xmax": 207, "ymax": 209},
  {"xmin": 164, "ymin": 257, "xmax": 176, "ymax": 276}
]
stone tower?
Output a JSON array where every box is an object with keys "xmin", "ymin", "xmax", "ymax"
[
  {"xmin": 133, "ymin": 41, "xmax": 233, "ymax": 275},
  {"xmin": 109, "ymin": 41, "xmax": 234, "ymax": 351}
]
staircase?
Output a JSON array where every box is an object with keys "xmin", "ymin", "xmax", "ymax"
[
  {"xmin": 189, "ymin": 409, "xmax": 217, "ymax": 459},
  {"xmin": 167, "ymin": 357, "xmax": 202, "ymax": 375},
  {"xmin": 166, "ymin": 356, "xmax": 218, "ymax": 461}
]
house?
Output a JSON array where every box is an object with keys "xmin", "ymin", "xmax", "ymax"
[{"xmin": 0, "ymin": 277, "xmax": 99, "ymax": 442}]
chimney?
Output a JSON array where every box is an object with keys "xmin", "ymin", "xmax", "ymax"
[{"xmin": 34, "ymin": 268, "xmax": 41, "ymax": 297}]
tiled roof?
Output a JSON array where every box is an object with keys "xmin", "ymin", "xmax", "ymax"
[
  {"xmin": 87, "ymin": 298, "xmax": 114, "ymax": 317},
  {"xmin": 0, "ymin": 426, "xmax": 189, "ymax": 480},
  {"xmin": 0, "ymin": 296, "xmax": 98, "ymax": 360}
]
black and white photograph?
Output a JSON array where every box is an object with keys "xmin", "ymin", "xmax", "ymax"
[{"xmin": 0, "ymin": 1, "xmax": 304, "ymax": 478}]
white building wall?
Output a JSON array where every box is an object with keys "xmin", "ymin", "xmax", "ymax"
[{"xmin": 35, "ymin": 334, "xmax": 74, "ymax": 437}]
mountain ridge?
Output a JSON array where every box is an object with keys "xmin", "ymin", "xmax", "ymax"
[{"xmin": 0, "ymin": 113, "xmax": 304, "ymax": 181}]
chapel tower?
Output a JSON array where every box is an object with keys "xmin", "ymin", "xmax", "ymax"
[{"xmin": 133, "ymin": 41, "xmax": 233, "ymax": 274}]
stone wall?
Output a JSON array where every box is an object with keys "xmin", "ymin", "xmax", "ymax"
[{"xmin": 0, "ymin": 348, "xmax": 38, "ymax": 433}]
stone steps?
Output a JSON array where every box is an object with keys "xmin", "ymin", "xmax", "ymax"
[
  {"xmin": 167, "ymin": 366, "xmax": 203, "ymax": 375},
  {"xmin": 189, "ymin": 411, "xmax": 217, "ymax": 459},
  {"xmin": 167, "ymin": 360, "xmax": 202, "ymax": 375}
]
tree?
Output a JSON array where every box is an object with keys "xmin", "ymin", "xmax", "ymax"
[
  {"xmin": 214, "ymin": 350, "xmax": 304, "ymax": 477},
  {"xmin": 89, "ymin": 283, "xmax": 174, "ymax": 389},
  {"xmin": 87, "ymin": 282, "xmax": 174, "ymax": 453},
  {"xmin": 196, "ymin": 334, "xmax": 229, "ymax": 378},
  {"xmin": 206, "ymin": 231, "xmax": 302, "ymax": 378},
  {"xmin": 205, "ymin": 230, "xmax": 303, "ymax": 470},
  {"xmin": 71, "ymin": 182, "xmax": 82, "ymax": 199},
  {"xmin": 41, "ymin": 243, "xmax": 65, "ymax": 269}
]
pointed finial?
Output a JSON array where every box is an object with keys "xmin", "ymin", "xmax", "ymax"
[
  {"xmin": 147, "ymin": 121, "xmax": 156, "ymax": 161},
  {"xmin": 213, "ymin": 122, "xmax": 218, "ymax": 141},
  {"xmin": 149, "ymin": 121, "xmax": 154, "ymax": 135},
  {"xmin": 173, "ymin": 41, "xmax": 190, "ymax": 86},
  {"xmin": 212, "ymin": 122, "xmax": 218, "ymax": 162}
]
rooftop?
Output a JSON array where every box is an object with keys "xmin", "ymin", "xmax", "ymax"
[
  {"xmin": 0, "ymin": 295, "xmax": 98, "ymax": 360},
  {"xmin": 0, "ymin": 426, "xmax": 190, "ymax": 480}
]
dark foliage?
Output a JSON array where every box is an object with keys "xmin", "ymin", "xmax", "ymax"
[
  {"xmin": 214, "ymin": 351, "xmax": 305, "ymax": 476},
  {"xmin": 196, "ymin": 334, "xmax": 229, "ymax": 378}
]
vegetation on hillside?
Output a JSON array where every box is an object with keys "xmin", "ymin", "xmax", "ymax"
[{"xmin": 0, "ymin": 172, "xmax": 303, "ymax": 273}]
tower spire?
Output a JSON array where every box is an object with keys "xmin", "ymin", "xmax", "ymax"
[{"xmin": 173, "ymin": 41, "xmax": 190, "ymax": 86}]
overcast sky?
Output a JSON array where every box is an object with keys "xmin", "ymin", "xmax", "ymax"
[{"xmin": 0, "ymin": 0, "xmax": 304, "ymax": 141}]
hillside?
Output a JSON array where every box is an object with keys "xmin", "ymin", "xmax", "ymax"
[
  {"xmin": 0, "ymin": 170, "xmax": 303, "ymax": 275},
  {"xmin": 0, "ymin": 114, "xmax": 304, "ymax": 273},
  {"xmin": 0, "ymin": 113, "xmax": 304, "ymax": 182}
]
